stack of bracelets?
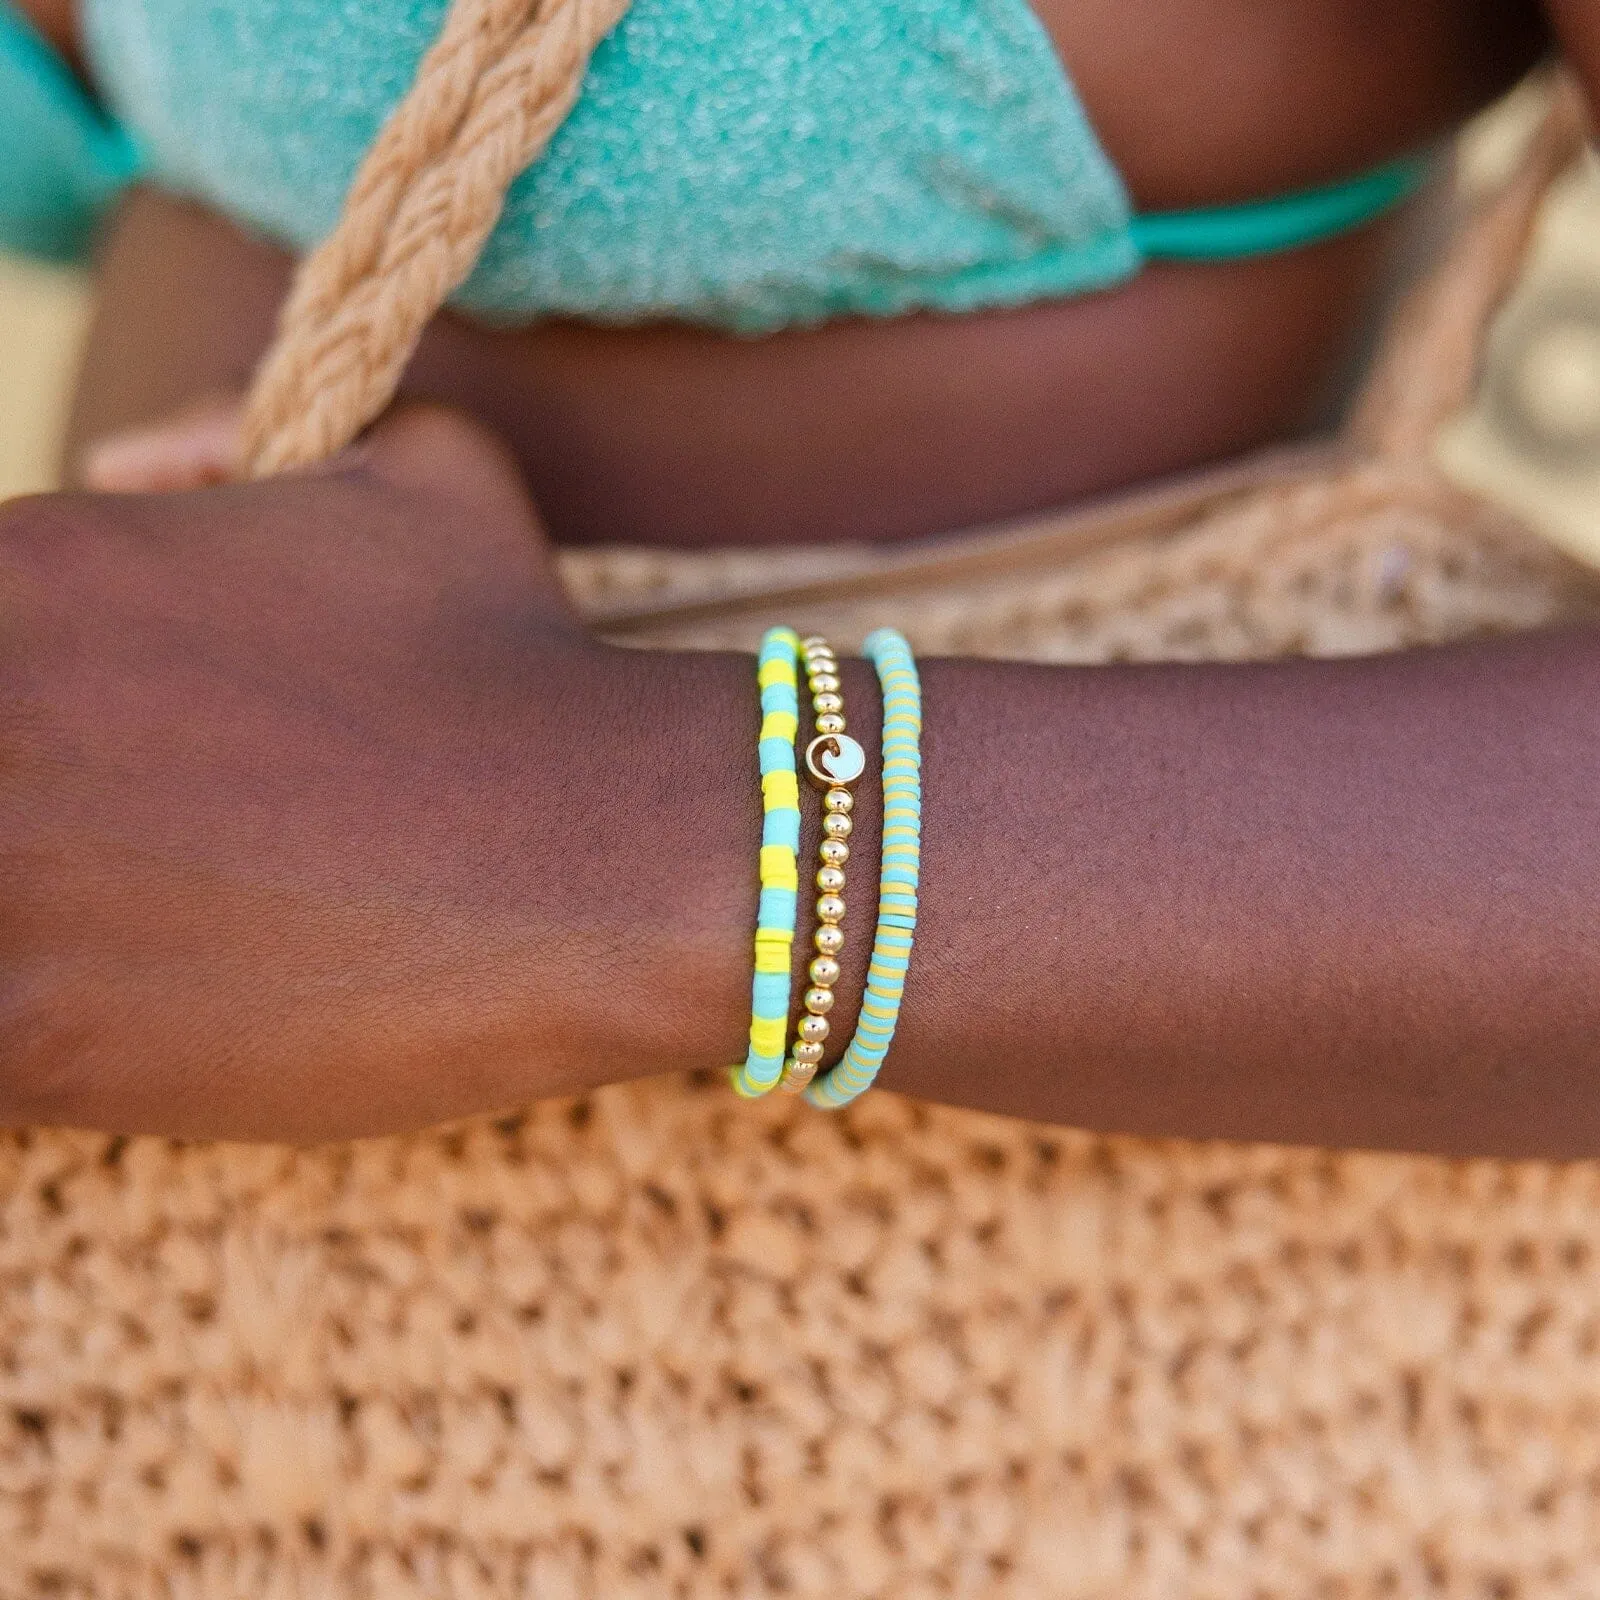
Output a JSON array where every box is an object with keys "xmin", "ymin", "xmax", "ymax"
[{"xmin": 731, "ymin": 626, "xmax": 922, "ymax": 1110}]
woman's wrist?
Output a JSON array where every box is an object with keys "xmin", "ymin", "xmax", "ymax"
[
  {"xmin": 523, "ymin": 643, "xmax": 761, "ymax": 1090},
  {"xmin": 521, "ymin": 643, "xmax": 883, "ymax": 1099}
]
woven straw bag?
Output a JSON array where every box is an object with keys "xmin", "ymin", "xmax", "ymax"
[{"xmin": 11, "ymin": 84, "xmax": 1600, "ymax": 1600}]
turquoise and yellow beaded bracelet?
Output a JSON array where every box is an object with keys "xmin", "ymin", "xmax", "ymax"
[
  {"xmin": 731, "ymin": 627, "xmax": 804, "ymax": 1098},
  {"xmin": 806, "ymin": 629, "xmax": 922, "ymax": 1110},
  {"xmin": 733, "ymin": 626, "xmax": 922, "ymax": 1109}
]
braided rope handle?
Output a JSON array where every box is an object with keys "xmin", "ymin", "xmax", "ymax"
[
  {"xmin": 1347, "ymin": 73, "xmax": 1589, "ymax": 460},
  {"xmin": 238, "ymin": 0, "xmax": 632, "ymax": 478}
]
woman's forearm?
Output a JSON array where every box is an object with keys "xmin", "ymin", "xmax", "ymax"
[
  {"xmin": 831, "ymin": 630, "xmax": 1600, "ymax": 1155},
  {"xmin": 555, "ymin": 626, "xmax": 1600, "ymax": 1158},
  {"xmin": 3, "ymin": 437, "xmax": 1597, "ymax": 1155}
]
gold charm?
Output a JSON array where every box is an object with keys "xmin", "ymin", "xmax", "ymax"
[
  {"xmin": 805, "ymin": 733, "xmax": 866, "ymax": 790},
  {"xmin": 782, "ymin": 636, "xmax": 865, "ymax": 1095}
]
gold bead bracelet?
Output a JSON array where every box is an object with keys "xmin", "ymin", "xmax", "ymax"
[{"xmin": 778, "ymin": 636, "xmax": 867, "ymax": 1094}]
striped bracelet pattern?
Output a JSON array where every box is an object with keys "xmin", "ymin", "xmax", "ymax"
[
  {"xmin": 806, "ymin": 628, "xmax": 922, "ymax": 1110},
  {"xmin": 730, "ymin": 626, "xmax": 803, "ymax": 1098}
]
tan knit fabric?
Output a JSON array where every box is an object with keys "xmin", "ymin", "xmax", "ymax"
[
  {"xmin": 10, "ymin": 62, "xmax": 1600, "ymax": 1600},
  {"xmin": 13, "ymin": 1088, "xmax": 1600, "ymax": 1597}
]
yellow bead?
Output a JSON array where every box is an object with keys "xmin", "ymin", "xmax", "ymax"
[
  {"xmin": 810, "ymin": 672, "xmax": 841, "ymax": 695},
  {"xmin": 809, "ymin": 955, "xmax": 841, "ymax": 986},
  {"xmin": 815, "ymin": 712, "xmax": 846, "ymax": 736},
  {"xmin": 817, "ymin": 894, "xmax": 846, "ymax": 924},
  {"xmin": 825, "ymin": 790, "xmax": 854, "ymax": 814},
  {"xmin": 804, "ymin": 986, "xmax": 835, "ymax": 1015},
  {"xmin": 792, "ymin": 1039, "xmax": 826, "ymax": 1065},
  {"xmin": 799, "ymin": 1014, "xmax": 831, "ymax": 1045},
  {"xmin": 813, "ymin": 692, "xmax": 844, "ymax": 716},
  {"xmin": 823, "ymin": 812, "xmax": 853, "ymax": 841},
  {"xmin": 815, "ymin": 924, "xmax": 845, "ymax": 956},
  {"xmin": 817, "ymin": 865, "xmax": 846, "ymax": 895},
  {"xmin": 819, "ymin": 838, "xmax": 849, "ymax": 867}
]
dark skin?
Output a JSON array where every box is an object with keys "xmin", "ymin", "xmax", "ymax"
[{"xmin": 2, "ymin": 0, "xmax": 1599, "ymax": 1153}]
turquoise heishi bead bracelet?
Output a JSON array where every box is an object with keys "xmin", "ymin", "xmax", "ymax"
[{"xmin": 807, "ymin": 629, "xmax": 921, "ymax": 1109}]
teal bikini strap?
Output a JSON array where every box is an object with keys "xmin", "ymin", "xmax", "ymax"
[
  {"xmin": 0, "ymin": 0, "xmax": 142, "ymax": 263},
  {"xmin": 1130, "ymin": 153, "xmax": 1431, "ymax": 263}
]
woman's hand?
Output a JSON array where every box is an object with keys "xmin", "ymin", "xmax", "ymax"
[{"xmin": 0, "ymin": 408, "xmax": 761, "ymax": 1140}]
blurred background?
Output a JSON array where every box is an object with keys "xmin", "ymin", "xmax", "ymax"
[
  {"xmin": 4, "ymin": 89, "xmax": 1600, "ymax": 570},
  {"xmin": 0, "ymin": 251, "xmax": 88, "ymax": 501},
  {"xmin": 1439, "ymin": 86, "xmax": 1600, "ymax": 570}
]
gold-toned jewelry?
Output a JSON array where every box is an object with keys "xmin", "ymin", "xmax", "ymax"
[{"xmin": 779, "ymin": 636, "xmax": 865, "ymax": 1093}]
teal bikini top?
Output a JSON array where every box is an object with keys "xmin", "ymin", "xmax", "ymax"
[
  {"xmin": 0, "ymin": 2, "xmax": 139, "ymax": 261},
  {"xmin": 2, "ymin": 0, "xmax": 1427, "ymax": 332}
]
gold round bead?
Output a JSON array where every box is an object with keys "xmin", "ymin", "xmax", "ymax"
[
  {"xmin": 825, "ymin": 789, "xmax": 854, "ymax": 814},
  {"xmin": 817, "ymin": 865, "xmax": 846, "ymax": 895},
  {"xmin": 815, "ymin": 712, "xmax": 846, "ymax": 736},
  {"xmin": 816, "ymin": 894, "xmax": 846, "ymax": 924},
  {"xmin": 810, "ymin": 672, "xmax": 841, "ymax": 695},
  {"xmin": 803, "ymin": 986, "xmax": 835, "ymax": 1015},
  {"xmin": 814, "ymin": 924, "xmax": 845, "ymax": 956},
  {"xmin": 813, "ymin": 692, "xmax": 844, "ymax": 716},
  {"xmin": 809, "ymin": 955, "xmax": 841, "ymax": 986},
  {"xmin": 799, "ymin": 1014, "xmax": 831, "ymax": 1045},
  {"xmin": 822, "ymin": 812, "xmax": 853, "ymax": 841},
  {"xmin": 819, "ymin": 837, "xmax": 849, "ymax": 867},
  {"xmin": 778, "ymin": 1060, "xmax": 819, "ymax": 1093},
  {"xmin": 804, "ymin": 652, "xmax": 836, "ymax": 673},
  {"xmin": 792, "ymin": 1039, "xmax": 826, "ymax": 1066},
  {"xmin": 802, "ymin": 635, "xmax": 830, "ymax": 651}
]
